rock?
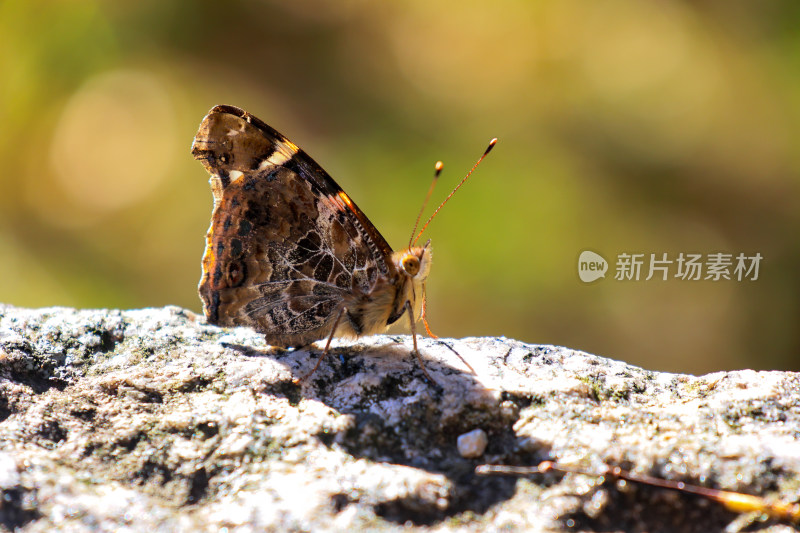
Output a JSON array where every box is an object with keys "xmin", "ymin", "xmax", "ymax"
[
  {"xmin": 0, "ymin": 303, "xmax": 798, "ymax": 532},
  {"xmin": 457, "ymin": 429, "xmax": 488, "ymax": 459}
]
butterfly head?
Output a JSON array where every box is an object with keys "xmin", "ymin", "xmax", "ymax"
[
  {"xmin": 397, "ymin": 239, "xmax": 432, "ymax": 281},
  {"xmin": 391, "ymin": 239, "xmax": 432, "ymax": 324}
]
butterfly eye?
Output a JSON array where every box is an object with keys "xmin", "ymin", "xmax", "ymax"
[{"xmin": 401, "ymin": 254, "xmax": 421, "ymax": 276}]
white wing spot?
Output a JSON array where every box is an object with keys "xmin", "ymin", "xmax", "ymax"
[{"xmin": 267, "ymin": 149, "xmax": 293, "ymax": 166}]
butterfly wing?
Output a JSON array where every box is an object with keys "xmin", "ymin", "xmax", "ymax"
[{"xmin": 192, "ymin": 105, "xmax": 399, "ymax": 347}]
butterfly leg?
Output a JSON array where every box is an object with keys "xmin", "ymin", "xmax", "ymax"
[
  {"xmin": 420, "ymin": 285, "xmax": 477, "ymax": 375},
  {"xmin": 293, "ymin": 307, "xmax": 345, "ymax": 384},
  {"xmin": 404, "ymin": 300, "xmax": 439, "ymax": 385}
]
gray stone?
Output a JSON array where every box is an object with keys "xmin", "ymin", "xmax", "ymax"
[
  {"xmin": 0, "ymin": 303, "xmax": 798, "ymax": 532},
  {"xmin": 457, "ymin": 429, "xmax": 488, "ymax": 459}
]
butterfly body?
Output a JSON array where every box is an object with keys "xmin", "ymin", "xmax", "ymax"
[{"xmin": 191, "ymin": 105, "xmax": 430, "ymax": 352}]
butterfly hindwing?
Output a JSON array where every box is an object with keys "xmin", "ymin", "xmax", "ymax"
[{"xmin": 192, "ymin": 105, "xmax": 400, "ymax": 347}]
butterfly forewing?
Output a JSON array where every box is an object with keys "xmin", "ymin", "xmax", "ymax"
[{"xmin": 192, "ymin": 105, "xmax": 400, "ymax": 347}]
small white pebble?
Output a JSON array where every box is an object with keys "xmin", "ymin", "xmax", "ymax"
[{"xmin": 457, "ymin": 429, "xmax": 488, "ymax": 458}]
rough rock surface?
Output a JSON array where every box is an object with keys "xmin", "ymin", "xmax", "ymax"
[{"xmin": 0, "ymin": 304, "xmax": 798, "ymax": 532}]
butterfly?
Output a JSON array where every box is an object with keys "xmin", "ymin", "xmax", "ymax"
[{"xmin": 191, "ymin": 105, "xmax": 492, "ymax": 383}]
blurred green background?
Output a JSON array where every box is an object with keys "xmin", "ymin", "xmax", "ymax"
[{"xmin": 2, "ymin": 0, "xmax": 798, "ymax": 374}]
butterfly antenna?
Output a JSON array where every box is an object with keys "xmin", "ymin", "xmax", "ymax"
[
  {"xmin": 413, "ymin": 138, "xmax": 497, "ymax": 246},
  {"xmin": 408, "ymin": 161, "xmax": 444, "ymax": 249}
]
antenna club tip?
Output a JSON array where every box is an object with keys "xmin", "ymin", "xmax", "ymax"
[
  {"xmin": 484, "ymin": 138, "xmax": 498, "ymax": 156},
  {"xmin": 434, "ymin": 160, "xmax": 444, "ymax": 172}
]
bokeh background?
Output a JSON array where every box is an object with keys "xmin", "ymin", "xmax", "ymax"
[{"xmin": 2, "ymin": 0, "xmax": 798, "ymax": 374}]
